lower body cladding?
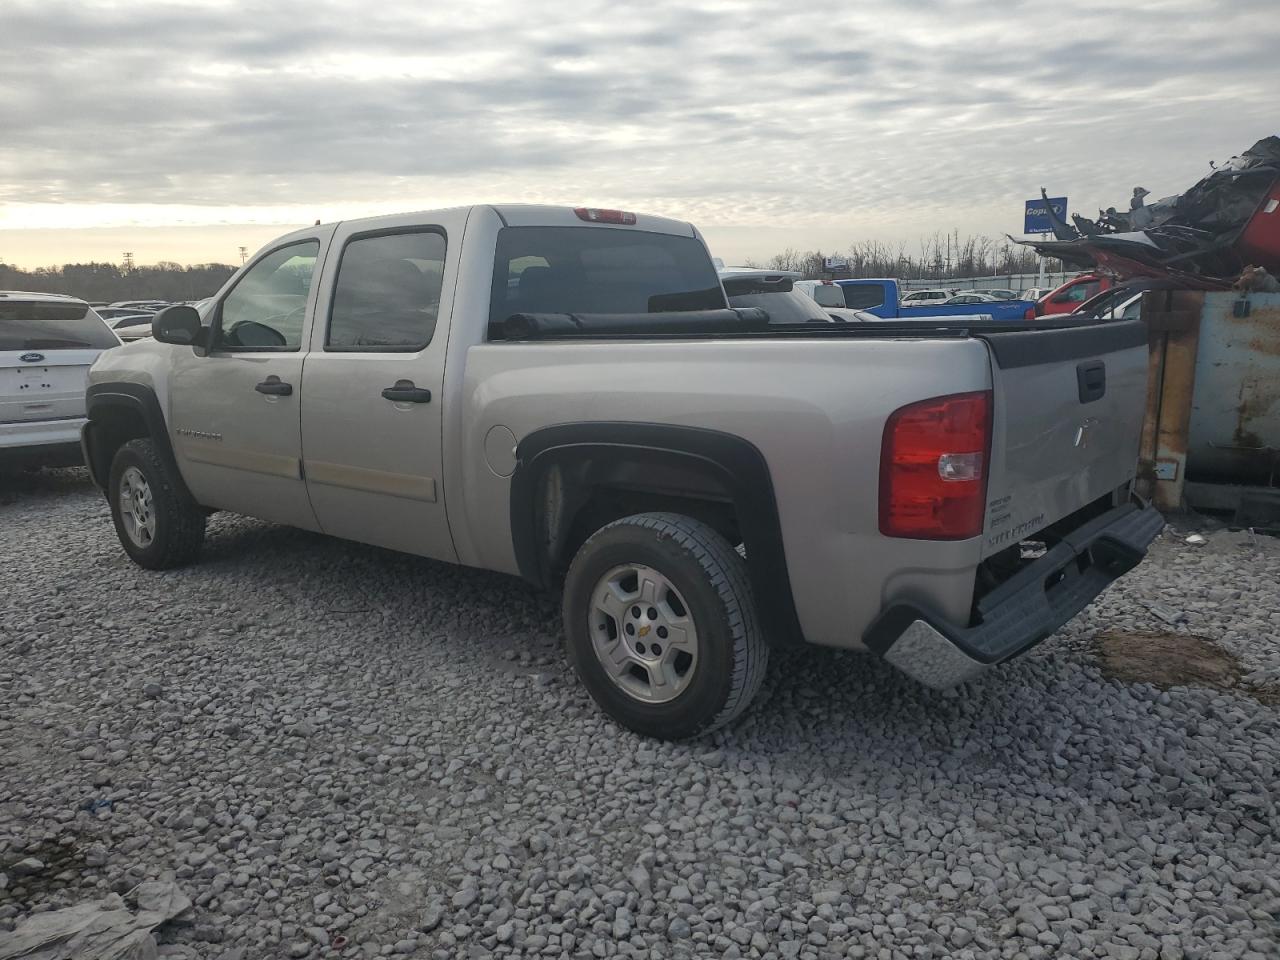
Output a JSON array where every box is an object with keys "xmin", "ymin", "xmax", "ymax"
[{"xmin": 864, "ymin": 501, "xmax": 1165, "ymax": 688}]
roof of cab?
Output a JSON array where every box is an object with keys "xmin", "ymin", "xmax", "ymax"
[
  {"xmin": 294, "ymin": 205, "xmax": 697, "ymax": 238},
  {"xmin": 490, "ymin": 205, "xmax": 696, "ymax": 236}
]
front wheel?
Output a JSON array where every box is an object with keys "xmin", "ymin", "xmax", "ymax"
[
  {"xmin": 108, "ymin": 438, "xmax": 206, "ymax": 569},
  {"xmin": 562, "ymin": 512, "xmax": 768, "ymax": 740}
]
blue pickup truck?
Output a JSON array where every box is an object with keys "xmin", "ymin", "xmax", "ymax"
[{"xmin": 796, "ymin": 279, "xmax": 1035, "ymax": 321}]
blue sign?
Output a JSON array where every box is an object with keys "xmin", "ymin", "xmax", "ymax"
[{"xmin": 1024, "ymin": 196, "xmax": 1068, "ymax": 234}]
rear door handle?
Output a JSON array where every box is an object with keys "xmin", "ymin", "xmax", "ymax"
[
  {"xmin": 255, "ymin": 375, "xmax": 293, "ymax": 396},
  {"xmin": 381, "ymin": 379, "xmax": 432, "ymax": 403}
]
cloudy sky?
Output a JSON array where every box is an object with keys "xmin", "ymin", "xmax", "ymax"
[{"xmin": 2, "ymin": 0, "xmax": 1277, "ymax": 268}]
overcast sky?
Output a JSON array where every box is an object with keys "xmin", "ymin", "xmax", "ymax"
[{"xmin": 2, "ymin": 0, "xmax": 1277, "ymax": 268}]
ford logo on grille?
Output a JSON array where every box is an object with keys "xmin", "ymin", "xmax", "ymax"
[{"xmin": 20, "ymin": 352, "xmax": 45, "ymax": 363}]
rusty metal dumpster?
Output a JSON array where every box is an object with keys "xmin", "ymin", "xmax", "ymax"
[{"xmin": 1139, "ymin": 291, "xmax": 1280, "ymax": 522}]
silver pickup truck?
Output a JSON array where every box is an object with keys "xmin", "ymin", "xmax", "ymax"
[{"xmin": 83, "ymin": 205, "xmax": 1163, "ymax": 739}]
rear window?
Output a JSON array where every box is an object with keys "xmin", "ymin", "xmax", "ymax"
[
  {"xmin": 810, "ymin": 284, "xmax": 846, "ymax": 308},
  {"xmin": 489, "ymin": 227, "xmax": 724, "ymax": 328},
  {"xmin": 0, "ymin": 301, "xmax": 118, "ymax": 350},
  {"xmin": 839, "ymin": 284, "xmax": 887, "ymax": 310}
]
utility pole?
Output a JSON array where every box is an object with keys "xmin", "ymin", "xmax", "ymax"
[
  {"xmin": 238, "ymin": 246, "xmax": 248, "ymax": 266},
  {"xmin": 122, "ymin": 252, "xmax": 134, "ymax": 271}
]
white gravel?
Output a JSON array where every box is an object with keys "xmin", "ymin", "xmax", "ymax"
[{"xmin": 2, "ymin": 471, "xmax": 1278, "ymax": 960}]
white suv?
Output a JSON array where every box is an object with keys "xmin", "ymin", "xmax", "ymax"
[
  {"xmin": 1, "ymin": 291, "xmax": 120, "ymax": 472},
  {"xmin": 899, "ymin": 289, "xmax": 953, "ymax": 307}
]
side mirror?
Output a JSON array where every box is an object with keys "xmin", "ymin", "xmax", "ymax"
[{"xmin": 152, "ymin": 305, "xmax": 204, "ymax": 346}]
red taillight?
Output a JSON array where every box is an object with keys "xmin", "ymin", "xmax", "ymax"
[
  {"xmin": 574, "ymin": 207, "xmax": 637, "ymax": 225},
  {"xmin": 879, "ymin": 391, "xmax": 992, "ymax": 540},
  {"xmin": 1024, "ymin": 306, "xmax": 1036, "ymax": 320}
]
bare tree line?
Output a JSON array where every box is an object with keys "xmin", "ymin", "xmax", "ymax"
[
  {"xmin": 0, "ymin": 260, "xmax": 236, "ymax": 304},
  {"xmin": 750, "ymin": 231, "xmax": 1062, "ymax": 281}
]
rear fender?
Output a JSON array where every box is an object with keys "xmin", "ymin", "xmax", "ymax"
[{"xmin": 510, "ymin": 422, "xmax": 804, "ymax": 646}]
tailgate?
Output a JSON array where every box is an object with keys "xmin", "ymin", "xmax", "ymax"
[
  {"xmin": 0, "ymin": 350, "xmax": 99, "ymax": 424},
  {"xmin": 979, "ymin": 320, "xmax": 1149, "ymax": 558}
]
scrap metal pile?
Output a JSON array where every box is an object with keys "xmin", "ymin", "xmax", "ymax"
[{"xmin": 1017, "ymin": 136, "xmax": 1280, "ymax": 290}]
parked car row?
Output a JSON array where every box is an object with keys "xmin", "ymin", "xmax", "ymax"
[
  {"xmin": 795, "ymin": 279, "xmax": 1037, "ymax": 321},
  {"xmin": 1, "ymin": 264, "xmax": 1139, "ymax": 484},
  {"xmin": 899, "ymin": 287, "xmax": 1021, "ymax": 306},
  {"xmin": 860, "ymin": 274, "xmax": 1132, "ymax": 322}
]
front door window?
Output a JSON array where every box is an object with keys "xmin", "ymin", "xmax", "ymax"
[{"xmin": 215, "ymin": 241, "xmax": 319, "ymax": 350}]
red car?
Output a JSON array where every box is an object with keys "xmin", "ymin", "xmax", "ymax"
[{"xmin": 1031, "ymin": 274, "xmax": 1115, "ymax": 317}]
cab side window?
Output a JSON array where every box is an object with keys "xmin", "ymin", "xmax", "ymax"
[
  {"xmin": 327, "ymin": 231, "xmax": 447, "ymax": 351},
  {"xmin": 215, "ymin": 241, "xmax": 319, "ymax": 350}
]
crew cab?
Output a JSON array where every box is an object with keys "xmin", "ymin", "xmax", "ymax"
[
  {"xmin": 799, "ymin": 278, "xmax": 1036, "ymax": 320},
  {"xmin": 83, "ymin": 205, "xmax": 1162, "ymax": 739}
]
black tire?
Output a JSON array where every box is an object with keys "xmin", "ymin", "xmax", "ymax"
[
  {"xmin": 108, "ymin": 438, "xmax": 206, "ymax": 569},
  {"xmin": 562, "ymin": 512, "xmax": 768, "ymax": 740}
]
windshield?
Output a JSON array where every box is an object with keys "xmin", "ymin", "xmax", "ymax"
[
  {"xmin": 0, "ymin": 301, "xmax": 118, "ymax": 350},
  {"xmin": 725, "ymin": 290, "xmax": 831, "ymax": 323},
  {"xmin": 490, "ymin": 227, "xmax": 724, "ymax": 328}
]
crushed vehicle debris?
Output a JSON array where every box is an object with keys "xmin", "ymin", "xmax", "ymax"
[
  {"xmin": 0, "ymin": 880, "xmax": 191, "ymax": 960},
  {"xmin": 1015, "ymin": 136, "xmax": 1280, "ymax": 288}
]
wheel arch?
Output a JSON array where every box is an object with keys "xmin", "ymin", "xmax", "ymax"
[
  {"xmin": 83, "ymin": 383, "xmax": 176, "ymax": 490},
  {"xmin": 510, "ymin": 422, "xmax": 804, "ymax": 646}
]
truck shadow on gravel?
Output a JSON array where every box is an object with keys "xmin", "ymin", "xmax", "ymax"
[
  {"xmin": 152, "ymin": 513, "xmax": 1280, "ymax": 787},
  {"xmin": 0, "ymin": 467, "xmax": 96, "ymax": 506}
]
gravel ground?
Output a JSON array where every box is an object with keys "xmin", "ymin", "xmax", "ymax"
[{"xmin": 1, "ymin": 471, "xmax": 1278, "ymax": 960}]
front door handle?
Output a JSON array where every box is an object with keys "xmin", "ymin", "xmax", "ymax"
[
  {"xmin": 255, "ymin": 375, "xmax": 293, "ymax": 396},
  {"xmin": 381, "ymin": 379, "xmax": 432, "ymax": 403}
]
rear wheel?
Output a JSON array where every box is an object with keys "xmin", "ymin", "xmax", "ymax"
[
  {"xmin": 562, "ymin": 512, "xmax": 768, "ymax": 740},
  {"xmin": 109, "ymin": 438, "xmax": 206, "ymax": 569}
]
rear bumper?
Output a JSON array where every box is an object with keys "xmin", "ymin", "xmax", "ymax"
[
  {"xmin": 864, "ymin": 501, "xmax": 1165, "ymax": 689},
  {"xmin": 0, "ymin": 418, "xmax": 87, "ymax": 469}
]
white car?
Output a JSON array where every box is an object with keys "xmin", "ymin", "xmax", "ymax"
[
  {"xmin": 2, "ymin": 291, "xmax": 120, "ymax": 471},
  {"xmin": 719, "ymin": 270, "xmax": 869, "ymax": 322},
  {"xmin": 942, "ymin": 292, "xmax": 1001, "ymax": 306},
  {"xmin": 899, "ymin": 289, "xmax": 954, "ymax": 307},
  {"xmin": 100, "ymin": 312, "xmax": 156, "ymax": 342}
]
